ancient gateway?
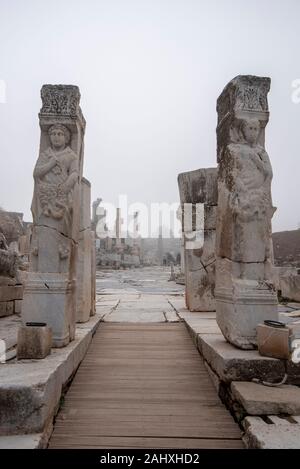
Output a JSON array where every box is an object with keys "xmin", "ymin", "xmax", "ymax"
[
  {"xmin": 1, "ymin": 74, "xmax": 300, "ymax": 451},
  {"xmin": 16, "ymin": 75, "xmax": 278, "ymax": 353}
]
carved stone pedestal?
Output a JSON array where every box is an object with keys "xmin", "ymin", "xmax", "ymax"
[{"xmin": 22, "ymin": 273, "xmax": 75, "ymax": 347}]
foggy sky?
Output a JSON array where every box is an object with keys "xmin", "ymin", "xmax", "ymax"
[{"xmin": 0, "ymin": 0, "xmax": 299, "ymax": 232}]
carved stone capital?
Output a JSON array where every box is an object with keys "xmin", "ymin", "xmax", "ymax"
[
  {"xmin": 39, "ymin": 84, "xmax": 86, "ymax": 130},
  {"xmin": 216, "ymin": 75, "xmax": 270, "ymax": 163}
]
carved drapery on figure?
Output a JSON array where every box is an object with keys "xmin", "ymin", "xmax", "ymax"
[
  {"xmin": 217, "ymin": 117, "xmax": 275, "ymax": 266},
  {"xmin": 31, "ymin": 124, "xmax": 79, "ymax": 233}
]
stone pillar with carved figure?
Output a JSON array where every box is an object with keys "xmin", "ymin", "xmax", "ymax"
[
  {"xmin": 22, "ymin": 85, "xmax": 86, "ymax": 347},
  {"xmin": 215, "ymin": 75, "xmax": 278, "ymax": 349}
]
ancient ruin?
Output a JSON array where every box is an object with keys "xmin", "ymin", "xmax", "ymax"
[
  {"xmin": 178, "ymin": 168, "xmax": 218, "ymax": 311},
  {"xmin": 22, "ymin": 85, "xmax": 86, "ymax": 347},
  {"xmin": 215, "ymin": 75, "xmax": 278, "ymax": 349}
]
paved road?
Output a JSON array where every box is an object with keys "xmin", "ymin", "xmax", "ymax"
[{"xmin": 96, "ymin": 266, "xmax": 184, "ymax": 295}]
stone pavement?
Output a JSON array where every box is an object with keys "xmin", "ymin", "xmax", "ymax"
[{"xmin": 96, "ymin": 266, "xmax": 184, "ymax": 323}]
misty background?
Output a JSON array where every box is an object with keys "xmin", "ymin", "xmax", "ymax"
[{"xmin": 0, "ymin": 0, "xmax": 299, "ymax": 233}]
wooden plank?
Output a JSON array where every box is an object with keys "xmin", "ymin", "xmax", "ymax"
[{"xmin": 49, "ymin": 436, "xmax": 244, "ymax": 449}]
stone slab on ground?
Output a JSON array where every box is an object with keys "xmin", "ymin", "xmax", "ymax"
[
  {"xmin": 103, "ymin": 309, "xmax": 166, "ymax": 323},
  {"xmin": 164, "ymin": 311, "xmax": 179, "ymax": 322},
  {"xmin": 167, "ymin": 297, "xmax": 186, "ymax": 311},
  {"xmin": 185, "ymin": 317, "xmax": 221, "ymax": 336},
  {"xmin": 243, "ymin": 416, "xmax": 300, "ymax": 449},
  {"xmin": 0, "ymin": 313, "xmax": 102, "ymax": 446},
  {"xmin": 231, "ymin": 382, "xmax": 300, "ymax": 415}
]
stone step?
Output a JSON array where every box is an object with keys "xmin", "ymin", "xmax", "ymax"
[{"xmin": 231, "ymin": 381, "xmax": 300, "ymax": 415}]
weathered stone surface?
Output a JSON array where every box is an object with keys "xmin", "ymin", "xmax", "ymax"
[
  {"xmin": 76, "ymin": 178, "xmax": 92, "ymax": 323},
  {"xmin": 178, "ymin": 168, "xmax": 218, "ymax": 312},
  {"xmin": 0, "ymin": 285, "xmax": 23, "ymax": 302},
  {"xmin": 178, "ymin": 168, "xmax": 218, "ymax": 206},
  {"xmin": 0, "ymin": 313, "xmax": 101, "ymax": 438},
  {"xmin": 17, "ymin": 325, "xmax": 52, "ymax": 359},
  {"xmin": 0, "ymin": 301, "xmax": 14, "ymax": 318},
  {"xmin": 243, "ymin": 416, "xmax": 300, "ymax": 449},
  {"xmin": 232, "ymin": 382, "xmax": 300, "ymax": 415},
  {"xmin": 14, "ymin": 299, "xmax": 22, "ymax": 314},
  {"xmin": 22, "ymin": 273, "xmax": 76, "ymax": 348},
  {"xmin": 0, "ymin": 314, "xmax": 21, "ymax": 356},
  {"xmin": 197, "ymin": 333, "xmax": 285, "ymax": 383},
  {"xmin": 22, "ymin": 84, "xmax": 86, "ymax": 347},
  {"xmin": 280, "ymin": 275, "xmax": 300, "ymax": 302},
  {"xmin": 0, "ymin": 211, "xmax": 24, "ymax": 246},
  {"xmin": 90, "ymin": 231, "xmax": 96, "ymax": 316},
  {"xmin": 215, "ymin": 75, "xmax": 278, "ymax": 349},
  {"xmin": 164, "ymin": 310, "xmax": 179, "ymax": 322},
  {"xmin": 185, "ymin": 258, "xmax": 215, "ymax": 312}
]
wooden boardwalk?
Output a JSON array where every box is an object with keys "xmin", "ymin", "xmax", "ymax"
[{"xmin": 49, "ymin": 323, "xmax": 243, "ymax": 448}]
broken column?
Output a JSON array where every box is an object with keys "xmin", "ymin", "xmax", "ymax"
[
  {"xmin": 22, "ymin": 85, "xmax": 86, "ymax": 347},
  {"xmin": 178, "ymin": 168, "xmax": 218, "ymax": 311},
  {"xmin": 76, "ymin": 177, "xmax": 92, "ymax": 323},
  {"xmin": 215, "ymin": 75, "xmax": 278, "ymax": 349}
]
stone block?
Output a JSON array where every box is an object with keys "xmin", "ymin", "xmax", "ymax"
[
  {"xmin": 17, "ymin": 324, "xmax": 52, "ymax": 359},
  {"xmin": 178, "ymin": 167, "xmax": 218, "ymax": 206},
  {"xmin": 231, "ymin": 382, "xmax": 300, "ymax": 415},
  {"xmin": 0, "ymin": 285, "xmax": 24, "ymax": 302},
  {"xmin": 197, "ymin": 333, "xmax": 286, "ymax": 383},
  {"xmin": 185, "ymin": 264, "xmax": 215, "ymax": 312},
  {"xmin": 0, "ymin": 301, "xmax": 14, "ymax": 318},
  {"xmin": 257, "ymin": 323, "xmax": 290, "ymax": 359}
]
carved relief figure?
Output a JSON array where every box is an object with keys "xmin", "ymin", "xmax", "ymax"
[
  {"xmin": 218, "ymin": 117, "xmax": 275, "ymax": 272},
  {"xmin": 31, "ymin": 124, "xmax": 79, "ymax": 226}
]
